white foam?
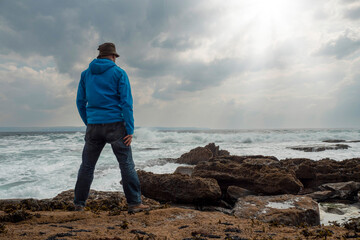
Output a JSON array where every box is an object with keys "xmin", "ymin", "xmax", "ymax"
[
  {"xmin": 265, "ymin": 200, "xmax": 295, "ymax": 209},
  {"xmin": 1, "ymin": 128, "xmax": 360, "ymax": 200},
  {"xmin": 320, "ymin": 203, "xmax": 360, "ymax": 226}
]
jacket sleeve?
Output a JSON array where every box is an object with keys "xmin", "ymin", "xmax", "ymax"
[
  {"xmin": 76, "ymin": 72, "xmax": 88, "ymax": 126},
  {"xmin": 118, "ymin": 70, "xmax": 134, "ymax": 135}
]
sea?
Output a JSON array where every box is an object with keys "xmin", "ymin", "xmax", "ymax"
[{"xmin": 1, "ymin": 127, "xmax": 360, "ymax": 201}]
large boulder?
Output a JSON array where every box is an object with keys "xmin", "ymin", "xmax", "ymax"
[
  {"xmin": 232, "ymin": 195, "xmax": 320, "ymax": 226},
  {"xmin": 192, "ymin": 158, "xmax": 303, "ymax": 195},
  {"xmin": 319, "ymin": 181, "xmax": 360, "ymax": 202},
  {"xmin": 280, "ymin": 158, "xmax": 317, "ymax": 190},
  {"xmin": 137, "ymin": 170, "xmax": 222, "ymax": 204},
  {"xmin": 175, "ymin": 143, "xmax": 230, "ymax": 165},
  {"xmin": 281, "ymin": 158, "xmax": 360, "ymax": 190}
]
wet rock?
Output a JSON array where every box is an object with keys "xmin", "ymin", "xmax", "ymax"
[
  {"xmin": 322, "ymin": 139, "xmax": 360, "ymax": 143},
  {"xmin": 192, "ymin": 158, "xmax": 303, "ymax": 195},
  {"xmin": 281, "ymin": 158, "xmax": 360, "ymax": 190},
  {"xmin": 306, "ymin": 191, "xmax": 334, "ymax": 202},
  {"xmin": 137, "ymin": 170, "xmax": 222, "ymax": 204},
  {"xmin": 319, "ymin": 181, "xmax": 360, "ymax": 202},
  {"xmin": 322, "ymin": 139, "xmax": 346, "ymax": 143},
  {"xmin": 288, "ymin": 144, "xmax": 350, "ymax": 152},
  {"xmin": 326, "ymin": 207, "xmax": 345, "ymax": 215},
  {"xmin": 174, "ymin": 166, "xmax": 195, "ymax": 176},
  {"xmin": 176, "ymin": 143, "xmax": 229, "ymax": 165},
  {"xmin": 232, "ymin": 195, "xmax": 320, "ymax": 226},
  {"xmin": 226, "ymin": 186, "xmax": 255, "ymax": 203}
]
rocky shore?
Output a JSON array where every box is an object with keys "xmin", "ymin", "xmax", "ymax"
[{"xmin": 1, "ymin": 143, "xmax": 360, "ymax": 239}]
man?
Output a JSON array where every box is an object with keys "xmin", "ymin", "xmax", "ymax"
[{"xmin": 74, "ymin": 42, "xmax": 149, "ymax": 213}]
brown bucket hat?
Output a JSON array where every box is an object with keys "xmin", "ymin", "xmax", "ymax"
[{"xmin": 97, "ymin": 42, "xmax": 120, "ymax": 58}]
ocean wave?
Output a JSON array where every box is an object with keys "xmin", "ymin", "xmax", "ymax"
[
  {"xmin": 1, "ymin": 128, "xmax": 360, "ymax": 199},
  {"xmin": 134, "ymin": 128, "xmax": 360, "ymax": 145}
]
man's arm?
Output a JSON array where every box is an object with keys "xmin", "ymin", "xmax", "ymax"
[
  {"xmin": 118, "ymin": 70, "xmax": 134, "ymax": 136},
  {"xmin": 76, "ymin": 72, "xmax": 88, "ymax": 126}
]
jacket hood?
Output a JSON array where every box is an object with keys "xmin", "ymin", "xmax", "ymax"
[{"xmin": 89, "ymin": 58, "xmax": 116, "ymax": 74}]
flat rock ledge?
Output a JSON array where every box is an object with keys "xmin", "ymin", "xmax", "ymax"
[
  {"xmin": 0, "ymin": 189, "xmax": 159, "ymax": 213},
  {"xmin": 192, "ymin": 157, "xmax": 303, "ymax": 195},
  {"xmin": 288, "ymin": 144, "xmax": 350, "ymax": 152},
  {"xmin": 233, "ymin": 194, "xmax": 320, "ymax": 226}
]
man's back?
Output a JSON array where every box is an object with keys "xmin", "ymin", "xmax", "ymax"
[{"xmin": 76, "ymin": 58, "xmax": 134, "ymax": 135}]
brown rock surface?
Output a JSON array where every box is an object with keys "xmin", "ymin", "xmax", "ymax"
[
  {"xmin": 192, "ymin": 158, "xmax": 303, "ymax": 195},
  {"xmin": 0, "ymin": 189, "xmax": 158, "ymax": 213},
  {"xmin": 226, "ymin": 186, "xmax": 255, "ymax": 203},
  {"xmin": 306, "ymin": 190, "xmax": 334, "ymax": 202},
  {"xmin": 281, "ymin": 158, "xmax": 360, "ymax": 190},
  {"xmin": 137, "ymin": 170, "xmax": 222, "ymax": 204},
  {"xmin": 232, "ymin": 195, "xmax": 320, "ymax": 226},
  {"xmin": 0, "ymin": 207, "xmax": 351, "ymax": 240},
  {"xmin": 319, "ymin": 181, "xmax": 360, "ymax": 202},
  {"xmin": 174, "ymin": 166, "xmax": 195, "ymax": 176},
  {"xmin": 175, "ymin": 143, "xmax": 230, "ymax": 165}
]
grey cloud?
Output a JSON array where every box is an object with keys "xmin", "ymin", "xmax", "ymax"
[
  {"xmin": 0, "ymin": 0, "xmax": 214, "ymax": 81},
  {"xmin": 326, "ymin": 74, "xmax": 360, "ymax": 127},
  {"xmin": 344, "ymin": 5, "xmax": 360, "ymax": 20},
  {"xmin": 0, "ymin": 74, "xmax": 67, "ymax": 111},
  {"xmin": 151, "ymin": 35, "xmax": 198, "ymax": 51},
  {"xmin": 0, "ymin": 0, "xmax": 292, "ymax": 100},
  {"xmin": 341, "ymin": 0, "xmax": 359, "ymax": 3},
  {"xmin": 316, "ymin": 32, "xmax": 360, "ymax": 59},
  {"xmin": 179, "ymin": 58, "xmax": 244, "ymax": 91},
  {"xmin": 0, "ymin": 72, "xmax": 70, "ymax": 126},
  {"xmin": 135, "ymin": 57, "xmax": 245, "ymax": 100}
]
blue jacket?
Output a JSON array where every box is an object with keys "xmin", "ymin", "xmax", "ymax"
[{"xmin": 76, "ymin": 58, "xmax": 134, "ymax": 135}]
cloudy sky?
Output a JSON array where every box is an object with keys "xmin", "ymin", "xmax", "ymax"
[{"xmin": 0, "ymin": 0, "xmax": 359, "ymax": 129}]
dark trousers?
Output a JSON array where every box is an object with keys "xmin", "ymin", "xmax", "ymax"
[{"xmin": 74, "ymin": 122, "xmax": 141, "ymax": 206}]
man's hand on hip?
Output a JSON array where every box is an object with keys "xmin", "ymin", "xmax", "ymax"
[{"xmin": 123, "ymin": 135, "xmax": 133, "ymax": 146}]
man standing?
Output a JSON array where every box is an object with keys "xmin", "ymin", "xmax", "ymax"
[{"xmin": 74, "ymin": 42, "xmax": 149, "ymax": 213}]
